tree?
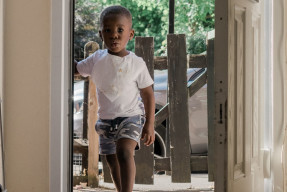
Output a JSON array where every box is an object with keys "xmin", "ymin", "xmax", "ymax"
[
  {"xmin": 74, "ymin": 0, "xmax": 214, "ymax": 57},
  {"xmin": 74, "ymin": 0, "xmax": 102, "ymax": 59},
  {"xmin": 174, "ymin": 0, "xmax": 215, "ymax": 54},
  {"xmin": 97, "ymin": 0, "xmax": 169, "ymax": 55}
]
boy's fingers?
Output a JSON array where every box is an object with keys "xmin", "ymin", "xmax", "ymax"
[
  {"xmin": 141, "ymin": 133, "xmax": 155, "ymax": 146},
  {"xmin": 144, "ymin": 136, "xmax": 150, "ymax": 145},
  {"xmin": 141, "ymin": 133, "xmax": 146, "ymax": 140},
  {"xmin": 144, "ymin": 135, "xmax": 154, "ymax": 146}
]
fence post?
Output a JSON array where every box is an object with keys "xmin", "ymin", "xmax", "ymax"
[
  {"xmin": 167, "ymin": 34, "xmax": 191, "ymax": 183},
  {"xmin": 207, "ymin": 39, "xmax": 215, "ymax": 182},
  {"xmin": 83, "ymin": 41, "xmax": 100, "ymax": 187},
  {"xmin": 134, "ymin": 36, "xmax": 154, "ymax": 184}
]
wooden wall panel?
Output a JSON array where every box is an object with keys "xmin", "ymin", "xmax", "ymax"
[
  {"xmin": 134, "ymin": 37, "xmax": 154, "ymax": 184},
  {"xmin": 167, "ymin": 34, "xmax": 191, "ymax": 183}
]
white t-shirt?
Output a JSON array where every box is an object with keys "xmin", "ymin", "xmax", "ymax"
[{"xmin": 77, "ymin": 49, "xmax": 154, "ymax": 119}]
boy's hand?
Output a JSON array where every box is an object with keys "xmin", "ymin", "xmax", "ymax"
[
  {"xmin": 74, "ymin": 59, "xmax": 79, "ymax": 75},
  {"xmin": 139, "ymin": 85, "xmax": 155, "ymax": 147},
  {"xmin": 141, "ymin": 121, "xmax": 155, "ymax": 146}
]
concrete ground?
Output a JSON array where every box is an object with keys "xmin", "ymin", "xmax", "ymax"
[{"xmin": 73, "ymin": 174, "xmax": 214, "ymax": 192}]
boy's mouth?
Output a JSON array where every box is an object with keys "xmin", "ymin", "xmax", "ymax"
[{"xmin": 111, "ymin": 42, "xmax": 119, "ymax": 47}]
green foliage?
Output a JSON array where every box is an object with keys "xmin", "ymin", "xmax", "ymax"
[
  {"xmin": 174, "ymin": 0, "xmax": 214, "ymax": 54},
  {"xmin": 74, "ymin": 0, "xmax": 102, "ymax": 59},
  {"xmin": 103, "ymin": 0, "xmax": 169, "ymax": 55},
  {"xmin": 74, "ymin": 0, "xmax": 214, "ymax": 58}
]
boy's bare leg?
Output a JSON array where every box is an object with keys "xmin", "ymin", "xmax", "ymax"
[
  {"xmin": 105, "ymin": 154, "xmax": 121, "ymax": 192},
  {"xmin": 116, "ymin": 138, "xmax": 137, "ymax": 192}
]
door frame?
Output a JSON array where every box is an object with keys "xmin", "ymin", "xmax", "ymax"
[
  {"xmin": 49, "ymin": 0, "xmax": 287, "ymax": 191},
  {"xmin": 0, "ymin": 0, "xmax": 4, "ymax": 188},
  {"xmin": 213, "ymin": 0, "xmax": 228, "ymax": 191},
  {"xmin": 50, "ymin": 0, "xmax": 73, "ymax": 191},
  {"xmin": 272, "ymin": 0, "xmax": 287, "ymax": 191}
]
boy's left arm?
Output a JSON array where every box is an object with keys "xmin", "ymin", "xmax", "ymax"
[{"xmin": 140, "ymin": 85, "xmax": 155, "ymax": 146}]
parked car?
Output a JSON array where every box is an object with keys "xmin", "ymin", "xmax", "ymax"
[
  {"xmin": 73, "ymin": 80, "xmax": 85, "ymax": 139},
  {"xmin": 153, "ymin": 68, "xmax": 208, "ymax": 156},
  {"xmin": 73, "ymin": 68, "xmax": 208, "ymax": 157}
]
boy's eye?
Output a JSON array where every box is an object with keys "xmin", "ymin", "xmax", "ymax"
[
  {"xmin": 104, "ymin": 29, "xmax": 110, "ymax": 32},
  {"xmin": 118, "ymin": 28, "xmax": 124, "ymax": 33}
]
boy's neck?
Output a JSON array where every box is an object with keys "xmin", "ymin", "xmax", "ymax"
[{"xmin": 108, "ymin": 49, "xmax": 130, "ymax": 57}]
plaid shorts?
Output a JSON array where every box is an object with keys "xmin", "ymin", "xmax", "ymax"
[{"xmin": 95, "ymin": 114, "xmax": 145, "ymax": 155}]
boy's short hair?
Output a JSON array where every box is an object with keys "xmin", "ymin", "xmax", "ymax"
[{"xmin": 100, "ymin": 5, "xmax": 132, "ymax": 27}]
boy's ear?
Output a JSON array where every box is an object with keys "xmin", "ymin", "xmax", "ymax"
[{"xmin": 129, "ymin": 29, "xmax": 135, "ymax": 40}]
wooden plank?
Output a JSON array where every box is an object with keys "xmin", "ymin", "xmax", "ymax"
[
  {"xmin": 188, "ymin": 69, "xmax": 207, "ymax": 97},
  {"xmin": 87, "ymin": 78, "xmax": 100, "ymax": 187},
  {"xmin": 154, "ymin": 157, "xmax": 171, "ymax": 171},
  {"xmin": 102, "ymin": 157, "xmax": 113, "ymax": 183},
  {"xmin": 82, "ymin": 80, "xmax": 89, "ymax": 139},
  {"xmin": 84, "ymin": 42, "xmax": 100, "ymax": 187},
  {"xmin": 190, "ymin": 156, "xmax": 208, "ymax": 173},
  {"xmin": 154, "ymin": 103, "xmax": 169, "ymax": 128},
  {"xmin": 154, "ymin": 156, "xmax": 208, "ymax": 172},
  {"xmin": 188, "ymin": 54, "xmax": 207, "ymax": 68},
  {"xmin": 214, "ymin": 0, "xmax": 228, "ymax": 190},
  {"xmin": 154, "ymin": 56, "xmax": 168, "ymax": 70},
  {"xmin": 167, "ymin": 34, "xmax": 191, "ymax": 183},
  {"xmin": 134, "ymin": 37, "xmax": 154, "ymax": 184},
  {"xmin": 154, "ymin": 54, "xmax": 206, "ymax": 70},
  {"xmin": 207, "ymin": 39, "xmax": 215, "ymax": 181},
  {"xmin": 73, "ymin": 176, "xmax": 88, "ymax": 186}
]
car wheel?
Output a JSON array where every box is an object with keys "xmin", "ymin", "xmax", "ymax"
[{"xmin": 154, "ymin": 124, "xmax": 166, "ymax": 158}]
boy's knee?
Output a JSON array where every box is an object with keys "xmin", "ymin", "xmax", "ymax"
[
  {"xmin": 116, "ymin": 138, "xmax": 137, "ymax": 161},
  {"xmin": 116, "ymin": 148, "xmax": 134, "ymax": 162}
]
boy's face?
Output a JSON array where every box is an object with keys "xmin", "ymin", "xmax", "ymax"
[{"xmin": 99, "ymin": 14, "xmax": 134, "ymax": 57}]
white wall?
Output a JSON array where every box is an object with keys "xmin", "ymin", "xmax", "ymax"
[{"xmin": 3, "ymin": 0, "xmax": 50, "ymax": 191}]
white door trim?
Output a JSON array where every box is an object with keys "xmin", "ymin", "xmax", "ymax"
[
  {"xmin": 263, "ymin": 0, "xmax": 273, "ymax": 191},
  {"xmin": 50, "ymin": 0, "xmax": 72, "ymax": 191},
  {"xmin": 272, "ymin": 0, "xmax": 286, "ymax": 191}
]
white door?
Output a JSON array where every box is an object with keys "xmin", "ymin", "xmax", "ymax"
[{"xmin": 213, "ymin": 0, "xmax": 265, "ymax": 191}]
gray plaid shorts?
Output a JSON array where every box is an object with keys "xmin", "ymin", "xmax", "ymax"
[{"xmin": 95, "ymin": 114, "xmax": 146, "ymax": 155}]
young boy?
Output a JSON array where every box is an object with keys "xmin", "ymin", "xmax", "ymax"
[{"xmin": 74, "ymin": 5, "xmax": 155, "ymax": 192}]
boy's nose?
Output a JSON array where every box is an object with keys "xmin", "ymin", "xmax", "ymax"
[{"xmin": 110, "ymin": 31, "xmax": 118, "ymax": 39}]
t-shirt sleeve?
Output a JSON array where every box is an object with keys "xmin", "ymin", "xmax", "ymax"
[
  {"xmin": 76, "ymin": 50, "xmax": 102, "ymax": 77},
  {"xmin": 136, "ymin": 59, "xmax": 154, "ymax": 89}
]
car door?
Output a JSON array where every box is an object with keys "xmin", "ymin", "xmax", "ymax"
[{"xmin": 213, "ymin": 0, "xmax": 265, "ymax": 191}]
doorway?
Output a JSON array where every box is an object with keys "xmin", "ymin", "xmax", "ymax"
[{"xmin": 71, "ymin": 0, "xmax": 215, "ymax": 191}]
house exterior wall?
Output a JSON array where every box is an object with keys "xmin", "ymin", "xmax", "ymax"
[{"xmin": 3, "ymin": 0, "xmax": 50, "ymax": 191}]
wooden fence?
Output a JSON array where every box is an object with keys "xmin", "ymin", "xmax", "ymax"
[{"xmin": 73, "ymin": 34, "xmax": 212, "ymax": 186}]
